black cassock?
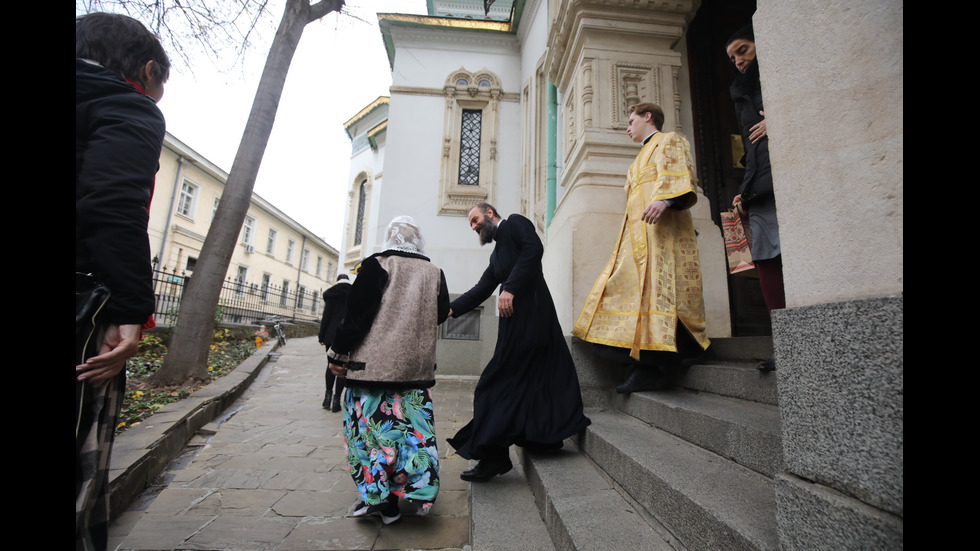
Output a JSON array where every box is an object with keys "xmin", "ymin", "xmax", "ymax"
[{"xmin": 447, "ymin": 214, "xmax": 591, "ymax": 460}]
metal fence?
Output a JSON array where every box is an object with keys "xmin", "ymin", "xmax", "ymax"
[{"xmin": 151, "ymin": 265, "xmax": 324, "ymax": 327}]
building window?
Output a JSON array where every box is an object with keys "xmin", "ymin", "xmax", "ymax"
[
  {"xmin": 260, "ymin": 273, "xmax": 271, "ymax": 301},
  {"xmin": 186, "ymin": 257, "xmax": 197, "ymax": 272},
  {"xmin": 301, "ymin": 248, "xmax": 311, "ymax": 272},
  {"xmin": 438, "ymin": 69, "xmax": 502, "ymax": 215},
  {"xmin": 458, "ymin": 109, "xmax": 482, "ymax": 185},
  {"xmin": 316, "ymin": 256, "xmax": 323, "ymax": 278},
  {"xmin": 211, "ymin": 195, "xmax": 220, "ymax": 222},
  {"xmin": 354, "ymin": 180, "xmax": 367, "ymax": 246},
  {"xmin": 235, "ymin": 266, "xmax": 248, "ymax": 295},
  {"xmin": 311, "ymin": 291, "xmax": 319, "ymax": 313},
  {"xmin": 266, "ymin": 228, "xmax": 278, "ymax": 255},
  {"xmin": 286, "ymin": 239, "xmax": 296, "ymax": 264},
  {"xmin": 280, "ymin": 280, "xmax": 289, "ymax": 307},
  {"xmin": 241, "ymin": 215, "xmax": 256, "ymax": 245},
  {"xmin": 176, "ymin": 180, "xmax": 198, "ymax": 218},
  {"xmin": 442, "ymin": 308, "xmax": 481, "ymax": 340},
  {"xmin": 297, "ymin": 285, "xmax": 306, "ymax": 309}
]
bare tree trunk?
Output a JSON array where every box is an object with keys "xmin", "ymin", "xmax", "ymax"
[{"xmin": 152, "ymin": 0, "xmax": 344, "ymax": 386}]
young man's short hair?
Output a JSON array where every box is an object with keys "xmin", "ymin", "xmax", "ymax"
[
  {"xmin": 630, "ymin": 102, "xmax": 665, "ymax": 132},
  {"xmin": 76, "ymin": 12, "xmax": 171, "ymax": 87}
]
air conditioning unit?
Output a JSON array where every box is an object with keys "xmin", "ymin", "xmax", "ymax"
[{"xmin": 244, "ymin": 244, "xmax": 255, "ymax": 254}]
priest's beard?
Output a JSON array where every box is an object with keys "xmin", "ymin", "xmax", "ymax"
[{"xmin": 478, "ymin": 220, "xmax": 497, "ymax": 245}]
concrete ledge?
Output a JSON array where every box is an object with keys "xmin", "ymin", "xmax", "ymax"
[
  {"xmin": 772, "ymin": 295, "xmax": 903, "ymax": 516},
  {"xmin": 613, "ymin": 388, "xmax": 783, "ymax": 477},
  {"xmin": 673, "ymin": 360, "xmax": 779, "ymax": 405},
  {"xmin": 108, "ymin": 341, "xmax": 277, "ymax": 520},
  {"xmin": 523, "ymin": 440, "xmax": 672, "ymax": 551},
  {"xmin": 581, "ymin": 411, "xmax": 778, "ymax": 551},
  {"xmin": 774, "ymin": 473, "xmax": 903, "ymax": 551}
]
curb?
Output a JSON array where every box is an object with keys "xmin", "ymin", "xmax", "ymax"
[{"xmin": 107, "ymin": 341, "xmax": 278, "ymax": 520}]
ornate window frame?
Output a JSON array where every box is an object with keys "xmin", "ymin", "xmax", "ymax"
[
  {"xmin": 438, "ymin": 68, "xmax": 501, "ymax": 215},
  {"xmin": 344, "ymin": 171, "xmax": 373, "ymax": 270}
]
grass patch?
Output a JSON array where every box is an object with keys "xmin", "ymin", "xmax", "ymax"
[{"xmin": 117, "ymin": 330, "xmax": 257, "ymax": 435}]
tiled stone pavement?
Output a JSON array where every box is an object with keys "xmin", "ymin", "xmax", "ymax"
[{"xmin": 109, "ymin": 336, "xmax": 478, "ymax": 551}]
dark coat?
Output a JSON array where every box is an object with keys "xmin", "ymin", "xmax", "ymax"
[
  {"xmin": 731, "ymin": 58, "xmax": 774, "ymax": 205},
  {"xmin": 76, "ymin": 59, "xmax": 165, "ymax": 325},
  {"xmin": 447, "ymin": 215, "xmax": 591, "ymax": 459},
  {"xmin": 318, "ymin": 281, "xmax": 351, "ymax": 347}
]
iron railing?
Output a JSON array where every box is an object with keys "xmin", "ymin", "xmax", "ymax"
[{"xmin": 150, "ymin": 265, "xmax": 324, "ymax": 326}]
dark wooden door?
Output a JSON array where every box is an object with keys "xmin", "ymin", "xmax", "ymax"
[{"xmin": 687, "ymin": 0, "xmax": 772, "ymax": 336}]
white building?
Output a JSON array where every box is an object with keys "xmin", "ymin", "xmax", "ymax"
[{"xmin": 339, "ymin": 1, "xmax": 902, "ymax": 548}]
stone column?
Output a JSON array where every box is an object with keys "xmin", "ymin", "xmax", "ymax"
[{"xmin": 755, "ymin": 0, "xmax": 903, "ymax": 547}]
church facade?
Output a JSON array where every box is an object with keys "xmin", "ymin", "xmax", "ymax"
[{"xmin": 339, "ymin": 1, "xmax": 902, "ymax": 547}]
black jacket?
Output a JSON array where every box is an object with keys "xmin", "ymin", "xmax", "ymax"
[
  {"xmin": 318, "ymin": 281, "xmax": 351, "ymax": 346},
  {"xmin": 76, "ymin": 59, "xmax": 165, "ymax": 324},
  {"xmin": 730, "ymin": 58, "xmax": 774, "ymax": 205}
]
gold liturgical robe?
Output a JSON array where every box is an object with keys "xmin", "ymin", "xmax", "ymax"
[{"xmin": 572, "ymin": 132, "xmax": 710, "ymax": 360}]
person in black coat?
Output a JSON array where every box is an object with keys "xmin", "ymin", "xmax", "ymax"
[
  {"xmin": 447, "ymin": 203, "xmax": 591, "ymax": 482},
  {"xmin": 726, "ymin": 24, "xmax": 785, "ymax": 371},
  {"xmin": 76, "ymin": 12, "xmax": 169, "ymax": 551},
  {"xmin": 319, "ymin": 274, "xmax": 351, "ymax": 411}
]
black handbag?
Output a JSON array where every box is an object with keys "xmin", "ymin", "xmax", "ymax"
[{"xmin": 76, "ymin": 272, "xmax": 110, "ymax": 364}]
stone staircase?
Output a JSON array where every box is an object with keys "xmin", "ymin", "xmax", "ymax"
[{"xmin": 514, "ymin": 336, "xmax": 783, "ymax": 551}]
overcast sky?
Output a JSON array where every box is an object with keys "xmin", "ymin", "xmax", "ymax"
[{"xmin": 145, "ymin": 1, "xmax": 427, "ymax": 249}]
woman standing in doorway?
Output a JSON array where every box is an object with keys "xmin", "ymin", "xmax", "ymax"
[{"xmin": 726, "ymin": 24, "xmax": 785, "ymax": 371}]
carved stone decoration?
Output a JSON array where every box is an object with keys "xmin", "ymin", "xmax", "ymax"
[
  {"xmin": 438, "ymin": 68, "xmax": 502, "ymax": 215},
  {"xmin": 611, "ymin": 63, "xmax": 660, "ymax": 129},
  {"xmin": 582, "ymin": 60, "xmax": 594, "ymax": 128},
  {"xmin": 565, "ymin": 85, "xmax": 576, "ymax": 158}
]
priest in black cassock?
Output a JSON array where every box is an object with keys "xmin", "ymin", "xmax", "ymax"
[{"xmin": 447, "ymin": 203, "xmax": 591, "ymax": 482}]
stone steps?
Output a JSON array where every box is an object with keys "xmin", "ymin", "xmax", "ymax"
[{"xmin": 499, "ymin": 337, "xmax": 783, "ymax": 551}]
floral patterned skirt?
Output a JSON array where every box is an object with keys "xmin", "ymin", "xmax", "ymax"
[{"xmin": 343, "ymin": 386, "xmax": 440, "ymax": 515}]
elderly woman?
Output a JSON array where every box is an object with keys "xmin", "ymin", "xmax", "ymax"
[
  {"xmin": 327, "ymin": 216, "xmax": 450, "ymax": 524},
  {"xmin": 726, "ymin": 24, "xmax": 786, "ymax": 371}
]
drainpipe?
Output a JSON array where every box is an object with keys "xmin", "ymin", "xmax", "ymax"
[
  {"xmin": 546, "ymin": 82, "xmax": 558, "ymax": 242},
  {"xmin": 293, "ymin": 234, "xmax": 307, "ymax": 319},
  {"xmin": 157, "ymin": 155, "xmax": 185, "ymax": 269}
]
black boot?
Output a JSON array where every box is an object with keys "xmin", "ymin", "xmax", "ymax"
[
  {"xmin": 616, "ymin": 366, "xmax": 670, "ymax": 394},
  {"xmin": 331, "ymin": 393, "xmax": 342, "ymax": 412}
]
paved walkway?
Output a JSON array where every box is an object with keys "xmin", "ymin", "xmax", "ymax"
[{"xmin": 109, "ymin": 336, "xmax": 479, "ymax": 551}]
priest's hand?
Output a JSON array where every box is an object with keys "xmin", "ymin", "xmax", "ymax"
[
  {"xmin": 498, "ymin": 290, "xmax": 515, "ymax": 317},
  {"xmin": 642, "ymin": 200, "xmax": 669, "ymax": 224}
]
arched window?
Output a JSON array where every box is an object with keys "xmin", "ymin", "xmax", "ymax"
[
  {"xmin": 438, "ymin": 68, "xmax": 503, "ymax": 214},
  {"xmin": 354, "ymin": 179, "xmax": 367, "ymax": 246}
]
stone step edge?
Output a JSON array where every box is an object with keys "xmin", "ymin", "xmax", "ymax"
[
  {"xmin": 520, "ymin": 437, "xmax": 678, "ymax": 551},
  {"xmin": 581, "ymin": 410, "xmax": 780, "ymax": 551}
]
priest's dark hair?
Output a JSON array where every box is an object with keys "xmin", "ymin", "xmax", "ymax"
[
  {"xmin": 474, "ymin": 203, "xmax": 500, "ymax": 219},
  {"xmin": 76, "ymin": 12, "xmax": 171, "ymax": 88}
]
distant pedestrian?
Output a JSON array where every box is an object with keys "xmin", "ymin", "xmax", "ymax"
[
  {"xmin": 327, "ymin": 216, "xmax": 450, "ymax": 523},
  {"xmin": 76, "ymin": 12, "xmax": 169, "ymax": 551},
  {"xmin": 318, "ymin": 274, "xmax": 351, "ymax": 411}
]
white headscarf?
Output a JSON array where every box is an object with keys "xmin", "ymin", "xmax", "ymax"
[{"xmin": 383, "ymin": 215, "xmax": 426, "ymax": 255}]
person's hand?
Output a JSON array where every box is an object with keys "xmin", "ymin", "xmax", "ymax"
[
  {"xmin": 328, "ymin": 361, "xmax": 347, "ymax": 378},
  {"xmin": 76, "ymin": 323, "xmax": 142, "ymax": 382},
  {"xmin": 733, "ymin": 194, "xmax": 746, "ymax": 214},
  {"xmin": 448, "ymin": 308, "xmax": 454, "ymax": 318},
  {"xmin": 641, "ymin": 200, "xmax": 669, "ymax": 224},
  {"xmin": 498, "ymin": 290, "xmax": 515, "ymax": 317},
  {"xmin": 749, "ymin": 111, "xmax": 767, "ymax": 143}
]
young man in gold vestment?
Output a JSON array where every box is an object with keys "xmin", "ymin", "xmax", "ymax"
[{"xmin": 572, "ymin": 103, "xmax": 710, "ymax": 393}]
